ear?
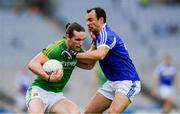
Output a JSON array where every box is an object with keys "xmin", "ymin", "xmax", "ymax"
[
  {"xmin": 65, "ymin": 34, "xmax": 70, "ymax": 40},
  {"xmin": 99, "ymin": 17, "xmax": 104, "ymax": 23}
]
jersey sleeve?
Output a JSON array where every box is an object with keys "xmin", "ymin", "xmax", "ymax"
[{"xmin": 97, "ymin": 29, "xmax": 116, "ymax": 49}]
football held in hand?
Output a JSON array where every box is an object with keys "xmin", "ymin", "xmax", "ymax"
[{"xmin": 43, "ymin": 59, "xmax": 63, "ymax": 75}]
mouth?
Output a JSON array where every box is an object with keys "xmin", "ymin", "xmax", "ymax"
[
  {"xmin": 88, "ymin": 27, "xmax": 91, "ymax": 31},
  {"xmin": 88, "ymin": 26, "xmax": 93, "ymax": 30},
  {"xmin": 76, "ymin": 46, "xmax": 81, "ymax": 50}
]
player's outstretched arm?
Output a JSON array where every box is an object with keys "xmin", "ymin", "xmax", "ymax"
[
  {"xmin": 76, "ymin": 42, "xmax": 97, "ymax": 69},
  {"xmin": 76, "ymin": 46, "xmax": 109, "ymax": 60},
  {"xmin": 76, "ymin": 59, "xmax": 96, "ymax": 70}
]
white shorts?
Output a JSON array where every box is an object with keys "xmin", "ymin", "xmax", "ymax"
[
  {"xmin": 26, "ymin": 86, "xmax": 66, "ymax": 112},
  {"xmin": 158, "ymin": 85, "xmax": 175, "ymax": 99},
  {"xmin": 98, "ymin": 80, "xmax": 141, "ymax": 102}
]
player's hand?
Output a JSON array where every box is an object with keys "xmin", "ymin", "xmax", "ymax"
[
  {"xmin": 61, "ymin": 48, "xmax": 78, "ymax": 60},
  {"xmin": 49, "ymin": 70, "xmax": 63, "ymax": 82},
  {"xmin": 90, "ymin": 31, "xmax": 96, "ymax": 41}
]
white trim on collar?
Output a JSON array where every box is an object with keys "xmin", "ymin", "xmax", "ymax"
[{"xmin": 102, "ymin": 23, "xmax": 107, "ymax": 29}]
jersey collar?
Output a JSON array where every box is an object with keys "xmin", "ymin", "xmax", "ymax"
[
  {"xmin": 102, "ymin": 23, "xmax": 107, "ymax": 30},
  {"xmin": 99, "ymin": 23, "xmax": 107, "ymax": 34}
]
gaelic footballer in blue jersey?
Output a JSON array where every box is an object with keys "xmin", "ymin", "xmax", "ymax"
[
  {"xmin": 75, "ymin": 7, "xmax": 141, "ymax": 113},
  {"xmin": 151, "ymin": 54, "xmax": 177, "ymax": 113}
]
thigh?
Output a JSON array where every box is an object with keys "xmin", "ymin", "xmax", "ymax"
[
  {"xmin": 108, "ymin": 92, "xmax": 130, "ymax": 113},
  {"xmin": 85, "ymin": 91, "xmax": 112, "ymax": 113},
  {"xmin": 26, "ymin": 87, "xmax": 45, "ymax": 113},
  {"xmin": 28, "ymin": 98, "xmax": 44, "ymax": 113},
  {"xmin": 115, "ymin": 80, "xmax": 141, "ymax": 102},
  {"xmin": 50, "ymin": 98, "xmax": 80, "ymax": 113}
]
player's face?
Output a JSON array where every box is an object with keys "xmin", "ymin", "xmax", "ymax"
[
  {"xmin": 67, "ymin": 30, "xmax": 86, "ymax": 51},
  {"xmin": 164, "ymin": 55, "xmax": 172, "ymax": 65},
  {"xmin": 86, "ymin": 10, "xmax": 102, "ymax": 37}
]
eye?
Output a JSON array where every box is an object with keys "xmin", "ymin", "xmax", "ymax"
[
  {"xmin": 76, "ymin": 39, "xmax": 81, "ymax": 41},
  {"xmin": 87, "ymin": 18, "xmax": 93, "ymax": 22}
]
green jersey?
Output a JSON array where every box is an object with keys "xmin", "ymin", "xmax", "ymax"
[
  {"xmin": 96, "ymin": 67, "xmax": 107, "ymax": 87},
  {"xmin": 30, "ymin": 38, "xmax": 84, "ymax": 93}
]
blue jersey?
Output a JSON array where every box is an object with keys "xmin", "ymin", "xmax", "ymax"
[
  {"xmin": 155, "ymin": 62, "xmax": 176, "ymax": 86},
  {"xmin": 96, "ymin": 24, "xmax": 140, "ymax": 81}
]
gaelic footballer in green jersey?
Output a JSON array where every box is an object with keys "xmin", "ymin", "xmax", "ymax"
[
  {"xmin": 30, "ymin": 38, "xmax": 84, "ymax": 92},
  {"xmin": 26, "ymin": 22, "xmax": 96, "ymax": 113}
]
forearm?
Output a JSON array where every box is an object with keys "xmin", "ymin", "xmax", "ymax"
[
  {"xmin": 77, "ymin": 59, "xmax": 97, "ymax": 69},
  {"xmin": 28, "ymin": 62, "xmax": 49, "ymax": 81},
  {"xmin": 76, "ymin": 41, "xmax": 99, "ymax": 60},
  {"xmin": 76, "ymin": 45, "xmax": 108, "ymax": 60},
  {"xmin": 76, "ymin": 51, "xmax": 102, "ymax": 60}
]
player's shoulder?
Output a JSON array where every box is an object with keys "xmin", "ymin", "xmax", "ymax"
[
  {"xmin": 42, "ymin": 38, "xmax": 65, "ymax": 55},
  {"xmin": 53, "ymin": 38, "xmax": 65, "ymax": 45},
  {"xmin": 155, "ymin": 63, "xmax": 164, "ymax": 70},
  {"xmin": 106, "ymin": 25, "xmax": 121, "ymax": 39}
]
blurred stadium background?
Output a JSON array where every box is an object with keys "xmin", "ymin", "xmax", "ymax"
[{"xmin": 0, "ymin": 0, "xmax": 180, "ymax": 113}]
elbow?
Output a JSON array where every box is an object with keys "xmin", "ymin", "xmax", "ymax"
[
  {"xmin": 86, "ymin": 62, "xmax": 96, "ymax": 70},
  {"xmin": 28, "ymin": 61, "xmax": 35, "ymax": 71},
  {"xmin": 27, "ymin": 62, "xmax": 32, "ymax": 71},
  {"xmin": 99, "ymin": 56, "xmax": 105, "ymax": 60},
  {"xmin": 84, "ymin": 62, "xmax": 96, "ymax": 70},
  {"xmin": 97, "ymin": 54, "xmax": 105, "ymax": 60},
  {"xmin": 82, "ymin": 64, "xmax": 94, "ymax": 70}
]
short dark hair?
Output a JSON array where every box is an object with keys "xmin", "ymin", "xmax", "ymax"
[
  {"xmin": 65, "ymin": 22, "xmax": 85, "ymax": 38},
  {"xmin": 87, "ymin": 7, "xmax": 106, "ymax": 23}
]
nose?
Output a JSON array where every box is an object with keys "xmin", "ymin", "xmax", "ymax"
[
  {"xmin": 79, "ymin": 41, "xmax": 83, "ymax": 46},
  {"xmin": 87, "ymin": 21, "xmax": 90, "ymax": 26}
]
